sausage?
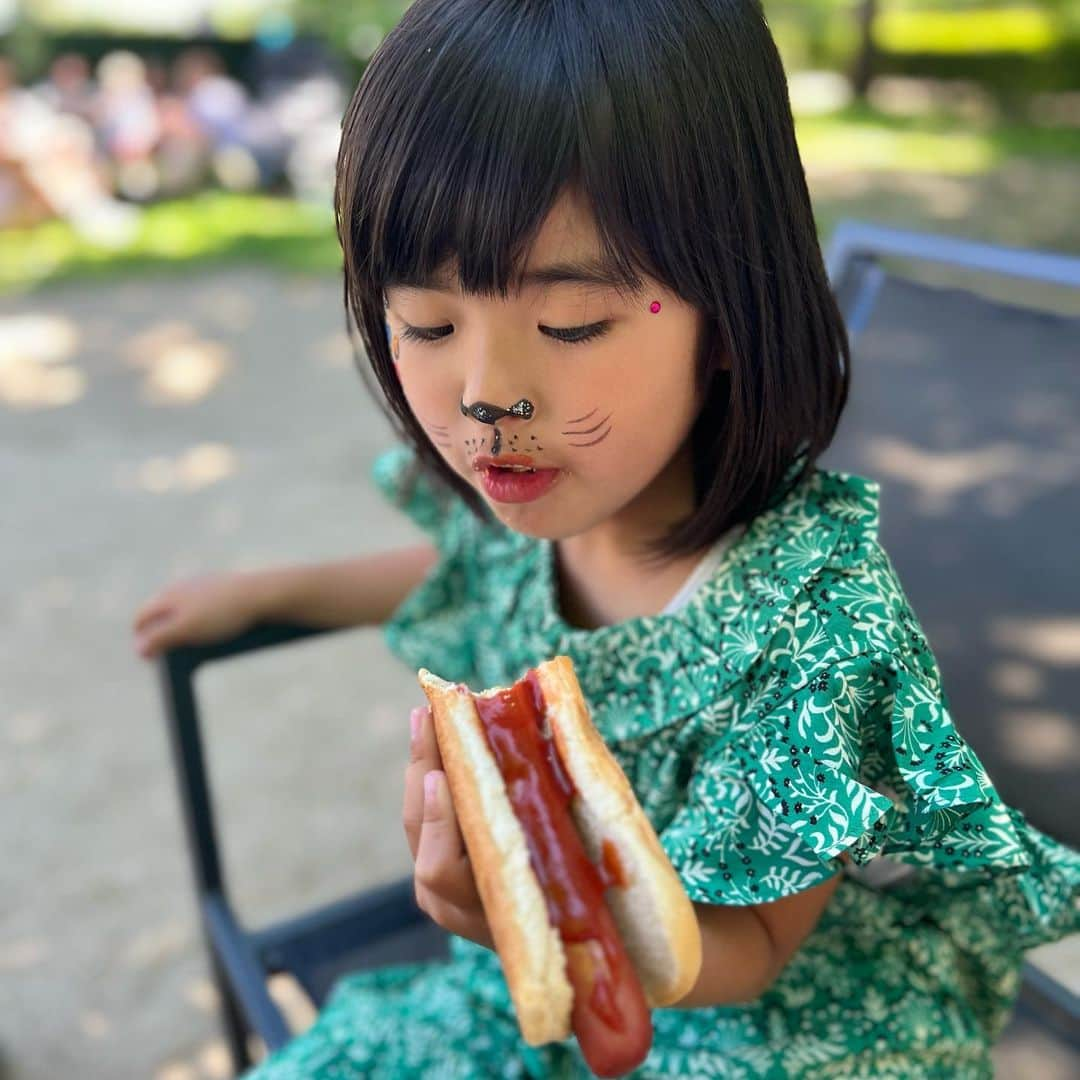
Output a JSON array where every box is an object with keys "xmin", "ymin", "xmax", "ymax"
[
  {"xmin": 474, "ymin": 672, "xmax": 653, "ymax": 1074},
  {"xmin": 565, "ymin": 929, "xmax": 653, "ymax": 1076}
]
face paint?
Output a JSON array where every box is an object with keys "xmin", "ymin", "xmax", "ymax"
[
  {"xmin": 387, "ymin": 191, "xmax": 701, "ymax": 543},
  {"xmin": 460, "ymin": 397, "xmax": 536, "ymax": 457},
  {"xmin": 459, "ymin": 398, "xmax": 536, "ymax": 424},
  {"xmin": 419, "ymin": 414, "xmax": 451, "ymax": 448},
  {"xmin": 561, "ymin": 410, "xmax": 613, "ymax": 448}
]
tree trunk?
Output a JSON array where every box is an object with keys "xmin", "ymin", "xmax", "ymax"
[{"xmin": 851, "ymin": 0, "xmax": 879, "ymax": 100}]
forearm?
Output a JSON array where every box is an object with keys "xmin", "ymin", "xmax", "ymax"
[
  {"xmin": 250, "ymin": 544, "xmax": 438, "ymax": 629},
  {"xmin": 671, "ymin": 871, "xmax": 842, "ymax": 1009},
  {"xmin": 671, "ymin": 902, "xmax": 777, "ymax": 1008}
]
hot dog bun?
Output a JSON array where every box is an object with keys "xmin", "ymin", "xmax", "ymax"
[{"xmin": 418, "ymin": 656, "xmax": 702, "ymax": 1046}]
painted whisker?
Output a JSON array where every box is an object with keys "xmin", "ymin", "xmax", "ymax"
[
  {"xmin": 561, "ymin": 412, "xmax": 612, "ymax": 436},
  {"xmin": 564, "ymin": 406, "xmax": 598, "ymax": 425},
  {"xmin": 567, "ymin": 425, "xmax": 612, "ymax": 448}
]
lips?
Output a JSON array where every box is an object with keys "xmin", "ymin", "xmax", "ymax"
[
  {"xmin": 472, "ymin": 453, "xmax": 539, "ymax": 473},
  {"xmin": 472, "ymin": 454, "xmax": 560, "ymax": 503}
]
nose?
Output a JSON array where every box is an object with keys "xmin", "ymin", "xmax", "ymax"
[
  {"xmin": 459, "ymin": 398, "xmax": 535, "ymax": 424},
  {"xmin": 460, "ymin": 346, "xmax": 537, "ymax": 454}
]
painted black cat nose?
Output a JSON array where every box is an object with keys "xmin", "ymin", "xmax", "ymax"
[{"xmin": 459, "ymin": 398, "xmax": 535, "ymax": 424}]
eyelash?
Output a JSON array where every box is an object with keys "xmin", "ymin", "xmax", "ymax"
[{"xmin": 396, "ymin": 321, "xmax": 612, "ymax": 346}]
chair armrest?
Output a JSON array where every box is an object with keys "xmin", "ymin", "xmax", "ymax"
[{"xmin": 156, "ymin": 621, "xmax": 349, "ymax": 901}]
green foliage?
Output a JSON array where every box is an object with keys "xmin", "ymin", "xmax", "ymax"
[
  {"xmin": 1, "ymin": 192, "xmax": 340, "ymax": 296},
  {"xmin": 875, "ymin": 6, "xmax": 1059, "ymax": 54}
]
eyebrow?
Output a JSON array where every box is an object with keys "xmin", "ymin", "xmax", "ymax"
[{"xmin": 391, "ymin": 257, "xmax": 638, "ymax": 293}]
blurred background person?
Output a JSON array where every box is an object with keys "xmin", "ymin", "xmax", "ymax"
[
  {"xmin": 95, "ymin": 49, "xmax": 163, "ymax": 202},
  {"xmin": 174, "ymin": 45, "xmax": 288, "ymax": 193},
  {"xmin": 0, "ymin": 52, "xmax": 139, "ymax": 242}
]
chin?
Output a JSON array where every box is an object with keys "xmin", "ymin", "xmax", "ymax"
[{"xmin": 483, "ymin": 496, "xmax": 601, "ymax": 543}]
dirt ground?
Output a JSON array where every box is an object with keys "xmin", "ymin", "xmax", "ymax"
[{"xmin": 1, "ymin": 266, "xmax": 1076, "ymax": 1078}]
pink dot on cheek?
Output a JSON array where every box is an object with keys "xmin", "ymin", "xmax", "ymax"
[{"xmin": 649, "ymin": 301, "xmax": 662, "ymax": 314}]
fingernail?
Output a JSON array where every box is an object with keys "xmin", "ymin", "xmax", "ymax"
[
  {"xmin": 424, "ymin": 770, "xmax": 440, "ymax": 803},
  {"xmin": 410, "ymin": 706, "xmax": 424, "ymax": 741}
]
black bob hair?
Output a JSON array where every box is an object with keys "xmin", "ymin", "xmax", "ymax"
[{"xmin": 334, "ymin": 0, "xmax": 850, "ymax": 561}]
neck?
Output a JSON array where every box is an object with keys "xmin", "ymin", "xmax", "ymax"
[{"xmin": 554, "ymin": 442, "xmax": 701, "ymax": 629}]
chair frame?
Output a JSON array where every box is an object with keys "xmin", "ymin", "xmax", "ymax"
[
  {"xmin": 158, "ymin": 624, "xmax": 447, "ymax": 1073},
  {"xmin": 158, "ymin": 220, "xmax": 1080, "ymax": 1075}
]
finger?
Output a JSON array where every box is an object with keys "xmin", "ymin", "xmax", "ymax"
[
  {"xmin": 414, "ymin": 890, "xmax": 493, "ymax": 949},
  {"xmin": 134, "ymin": 613, "xmax": 177, "ymax": 658},
  {"xmin": 414, "ymin": 770, "xmax": 479, "ymax": 909},
  {"xmin": 409, "ymin": 703, "xmax": 441, "ymax": 769},
  {"xmin": 403, "ymin": 706, "xmax": 435, "ymax": 858},
  {"xmin": 133, "ymin": 597, "xmax": 171, "ymax": 633}
]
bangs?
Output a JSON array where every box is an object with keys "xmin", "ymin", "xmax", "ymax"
[{"xmin": 336, "ymin": 0, "xmax": 679, "ymax": 304}]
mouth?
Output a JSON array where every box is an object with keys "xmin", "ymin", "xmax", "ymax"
[
  {"xmin": 471, "ymin": 454, "xmax": 560, "ymax": 504},
  {"xmin": 472, "ymin": 454, "xmax": 540, "ymax": 473}
]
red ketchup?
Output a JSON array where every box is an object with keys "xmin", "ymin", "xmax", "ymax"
[{"xmin": 473, "ymin": 670, "xmax": 652, "ymax": 1077}]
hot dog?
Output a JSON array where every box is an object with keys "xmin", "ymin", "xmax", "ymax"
[{"xmin": 418, "ymin": 656, "xmax": 702, "ymax": 1077}]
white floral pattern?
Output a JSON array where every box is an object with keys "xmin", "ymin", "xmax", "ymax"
[{"xmin": 242, "ymin": 445, "xmax": 1080, "ymax": 1080}]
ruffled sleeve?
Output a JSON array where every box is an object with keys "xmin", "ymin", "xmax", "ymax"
[
  {"xmin": 660, "ymin": 651, "xmax": 1080, "ymax": 943},
  {"xmin": 370, "ymin": 445, "xmax": 482, "ymax": 685}
]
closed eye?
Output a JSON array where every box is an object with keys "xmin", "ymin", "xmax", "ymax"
[
  {"xmin": 541, "ymin": 321, "xmax": 612, "ymax": 345},
  {"xmin": 398, "ymin": 323, "xmax": 453, "ymax": 344},
  {"xmin": 396, "ymin": 321, "xmax": 612, "ymax": 346}
]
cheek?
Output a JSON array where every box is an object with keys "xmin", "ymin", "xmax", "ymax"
[
  {"xmin": 397, "ymin": 362, "xmax": 455, "ymax": 421},
  {"xmin": 579, "ymin": 342, "xmax": 697, "ymax": 468}
]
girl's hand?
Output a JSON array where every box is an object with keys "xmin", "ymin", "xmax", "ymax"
[
  {"xmin": 131, "ymin": 572, "xmax": 266, "ymax": 660},
  {"xmin": 402, "ymin": 704, "xmax": 494, "ymax": 950}
]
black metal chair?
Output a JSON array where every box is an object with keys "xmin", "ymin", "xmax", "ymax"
[
  {"xmin": 158, "ymin": 221, "xmax": 1079, "ymax": 1076},
  {"xmin": 157, "ymin": 624, "xmax": 450, "ymax": 1073}
]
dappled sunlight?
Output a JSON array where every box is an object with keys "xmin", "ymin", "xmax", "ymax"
[
  {"xmin": 992, "ymin": 619, "xmax": 1080, "ymax": 668},
  {"xmin": 154, "ymin": 1038, "xmax": 233, "ymax": 1080},
  {"xmin": 125, "ymin": 320, "xmax": 231, "ymax": 404},
  {"xmin": 0, "ymin": 936, "xmax": 51, "ymax": 971},
  {"xmin": 875, "ymin": 7, "xmax": 1057, "ymax": 55},
  {"xmin": 194, "ymin": 285, "xmax": 257, "ymax": 333},
  {"xmin": 788, "ymin": 70, "xmax": 852, "ymax": 116},
  {"xmin": 0, "ymin": 311, "xmax": 86, "ymax": 409},
  {"xmin": 998, "ymin": 710, "xmax": 1080, "ymax": 770},
  {"xmin": 991, "ymin": 662, "xmax": 1046, "ymax": 701},
  {"xmin": 863, "ymin": 437, "xmax": 1080, "ymax": 516},
  {"xmin": 7, "ymin": 710, "xmax": 52, "ymax": 746},
  {"xmin": 796, "ymin": 116, "xmax": 994, "ymax": 175},
  {"xmin": 917, "ymin": 174, "xmax": 976, "ymax": 219},
  {"xmin": 78, "ymin": 1009, "xmax": 112, "ymax": 1040},
  {"xmin": 269, "ymin": 971, "xmax": 318, "ymax": 1034},
  {"xmin": 114, "ymin": 442, "xmax": 237, "ymax": 494},
  {"xmin": 863, "ymin": 438, "xmax": 1018, "ymax": 512},
  {"xmin": 867, "ymin": 76, "xmax": 997, "ymax": 125},
  {"xmin": 124, "ymin": 918, "xmax": 191, "ymax": 969},
  {"xmin": 314, "ymin": 330, "xmax": 353, "ymax": 369},
  {"xmin": 184, "ymin": 976, "xmax": 220, "ymax": 1014},
  {"xmin": 151, "ymin": 977, "xmax": 313, "ymax": 1077},
  {"xmin": 286, "ymin": 275, "xmax": 325, "ymax": 309}
]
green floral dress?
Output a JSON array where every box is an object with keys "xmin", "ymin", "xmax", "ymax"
[{"xmin": 244, "ymin": 445, "xmax": 1079, "ymax": 1079}]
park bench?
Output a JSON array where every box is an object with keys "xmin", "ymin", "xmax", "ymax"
[{"xmin": 157, "ymin": 220, "xmax": 1080, "ymax": 1075}]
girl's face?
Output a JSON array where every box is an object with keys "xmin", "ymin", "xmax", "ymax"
[{"xmin": 384, "ymin": 189, "xmax": 706, "ymax": 547}]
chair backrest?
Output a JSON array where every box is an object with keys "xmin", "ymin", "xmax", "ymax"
[{"xmin": 822, "ymin": 221, "xmax": 1080, "ymax": 850}]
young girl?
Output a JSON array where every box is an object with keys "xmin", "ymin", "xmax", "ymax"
[{"xmin": 134, "ymin": 1, "xmax": 1079, "ymax": 1075}]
